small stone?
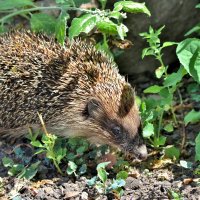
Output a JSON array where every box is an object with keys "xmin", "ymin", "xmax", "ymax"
[{"xmin": 81, "ymin": 191, "xmax": 88, "ymax": 200}]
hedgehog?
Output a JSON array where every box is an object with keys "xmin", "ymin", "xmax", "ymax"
[{"xmin": 0, "ymin": 31, "xmax": 147, "ymax": 160}]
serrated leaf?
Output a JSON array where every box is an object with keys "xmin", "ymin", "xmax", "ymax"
[
  {"xmin": 144, "ymin": 85, "xmax": 163, "ymax": 94},
  {"xmin": 69, "ymin": 14, "xmax": 98, "ymax": 39},
  {"xmin": 142, "ymin": 122, "xmax": 154, "ymax": 138},
  {"xmin": 96, "ymin": 19, "xmax": 118, "ymax": 35},
  {"xmin": 30, "ymin": 13, "xmax": 56, "ymax": 34},
  {"xmin": 55, "ymin": 12, "xmax": 69, "ymax": 46},
  {"xmin": 184, "ymin": 109, "xmax": 200, "ymax": 125},
  {"xmin": 163, "ymin": 66, "xmax": 187, "ymax": 87},
  {"xmin": 176, "ymin": 38, "xmax": 200, "ymax": 83},
  {"xmin": 114, "ymin": 1, "xmax": 151, "ymax": 16},
  {"xmin": 0, "ymin": 0, "xmax": 34, "ymax": 11},
  {"xmin": 195, "ymin": 132, "xmax": 200, "ymax": 161}
]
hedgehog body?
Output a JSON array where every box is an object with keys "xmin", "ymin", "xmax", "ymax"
[{"xmin": 0, "ymin": 31, "xmax": 147, "ymax": 160}]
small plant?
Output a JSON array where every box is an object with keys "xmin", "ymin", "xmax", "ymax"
[
  {"xmin": 140, "ymin": 26, "xmax": 200, "ymax": 163},
  {"xmin": 87, "ymin": 162, "xmax": 128, "ymax": 197},
  {"xmin": 2, "ymin": 157, "xmax": 40, "ymax": 180},
  {"xmin": 139, "ymin": 26, "xmax": 183, "ymax": 149},
  {"xmin": 169, "ymin": 190, "xmax": 183, "ymax": 200},
  {"xmin": 0, "ymin": 0, "xmax": 150, "ymax": 54}
]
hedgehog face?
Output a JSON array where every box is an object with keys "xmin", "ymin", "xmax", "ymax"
[{"xmin": 86, "ymin": 85, "xmax": 148, "ymax": 161}]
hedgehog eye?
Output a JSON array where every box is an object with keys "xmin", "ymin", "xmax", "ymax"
[{"xmin": 112, "ymin": 126, "xmax": 122, "ymax": 136}]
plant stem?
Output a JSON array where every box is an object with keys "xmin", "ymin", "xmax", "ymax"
[
  {"xmin": 157, "ymin": 109, "xmax": 164, "ymax": 138},
  {"xmin": 156, "ymin": 53, "xmax": 178, "ymax": 125},
  {"xmin": 53, "ymin": 159, "xmax": 63, "ymax": 175},
  {"xmin": 0, "ymin": 6, "xmax": 97, "ymax": 24}
]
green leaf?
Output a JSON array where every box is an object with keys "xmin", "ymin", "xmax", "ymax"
[
  {"xmin": 117, "ymin": 23, "xmax": 128, "ymax": 40},
  {"xmin": 30, "ymin": 13, "xmax": 57, "ymax": 34},
  {"xmin": 2, "ymin": 157, "xmax": 14, "ymax": 167},
  {"xmin": 96, "ymin": 161, "xmax": 110, "ymax": 170},
  {"xmin": 31, "ymin": 140, "xmax": 44, "ymax": 148},
  {"xmin": 18, "ymin": 161, "xmax": 40, "ymax": 180},
  {"xmin": 67, "ymin": 161, "xmax": 77, "ymax": 175},
  {"xmin": 153, "ymin": 135, "xmax": 166, "ymax": 147},
  {"xmin": 79, "ymin": 164, "xmax": 87, "ymax": 175},
  {"xmin": 155, "ymin": 65, "xmax": 165, "ymax": 78},
  {"xmin": 55, "ymin": 12, "xmax": 69, "ymax": 46},
  {"xmin": 111, "ymin": 179, "xmax": 126, "ymax": 190},
  {"xmin": 163, "ymin": 66, "xmax": 187, "ymax": 87},
  {"xmin": 184, "ymin": 109, "xmax": 200, "ymax": 125},
  {"xmin": 69, "ymin": 14, "xmax": 98, "ymax": 39},
  {"xmin": 195, "ymin": 132, "xmax": 200, "ymax": 161},
  {"xmin": 176, "ymin": 38, "xmax": 200, "ymax": 83},
  {"xmin": 99, "ymin": 0, "xmax": 107, "ymax": 9},
  {"xmin": 185, "ymin": 24, "xmax": 200, "ymax": 36},
  {"xmin": 142, "ymin": 122, "xmax": 154, "ymax": 138},
  {"xmin": 164, "ymin": 146, "xmax": 180, "ymax": 160},
  {"xmin": 144, "ymin": 85, "xmax": 163, "ymax": 94},
  {"xmin": 114, "ymin": 1, "xmax": 151, "ymax": 16},
  {"xmin": 0, "ymin": 0, "xmax": 34, "ymax": 11},
  {"xmin": 97, "ymin": 19, "xmax": 118, "ymax": 35},
  {"xmin": 180, "ymin": 160, "xmax": 193, "ymax": 169},
  {"xmin": 97, "ymin": 168, "xmax": 107, "ymax": 183},
  {"xmin": 87, "ymin": 176, "xmax": 97, "ymax": 186},
  {"xmin": 76, "ymin": 146, "xmax": 87, "ymax": 154},
  {"xmin": 161, "ymin": 41, "xmax": 177, "ymax": 48},
  {"xmin": 8, "ymin": 164, "xmax": 24, "ymax": 176},
  {"xmin": 109, "ymin": 11, "xmax": 125, "ymax": 20},
  {"xmin": 163, "ymin": 123, "xmax": 174, "ymax": 133},
  {"xmin": 116, "ymin": 171, "xmax": 128, "ymax": 180}
]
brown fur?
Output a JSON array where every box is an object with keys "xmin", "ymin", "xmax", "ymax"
[{"xmin": 0, "ymin": 31, "xmax": 147, "ymax": 160}]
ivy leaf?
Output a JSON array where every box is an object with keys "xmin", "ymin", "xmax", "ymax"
[
  {"xmin": 114, "ymin": 1, "xmax": 151, "ymax": 16},
  {"xmin": 0, "ymin": 0, "xmax": 34, "ymax": 11},
  {"xmin": 30, "ymin": 13, "xmax": 57, "ymax": 34},
  {"xmin": 67, "ymin": 161, "xmax": 77, "ymax": 175},
  {"xmin": 69, "ymin": 14, "xmax": 98, "ymax": 39},
  {"xmin": 2, "ymin": 157, "xmax": 14, "ymax": 167}
]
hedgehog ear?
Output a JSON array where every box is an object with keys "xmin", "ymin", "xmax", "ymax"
[
  {"xmin": 118, "ymin": 85, "xmax": 135, "ymax": 117},
  {"xmin": 86, "ymin": 98, "xmax": 103, "ymax": 119}
]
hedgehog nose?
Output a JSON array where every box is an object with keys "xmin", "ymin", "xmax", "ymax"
[{"xmin": 138, "ymin": 144, "xmax": 148, "ymax": 160}]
